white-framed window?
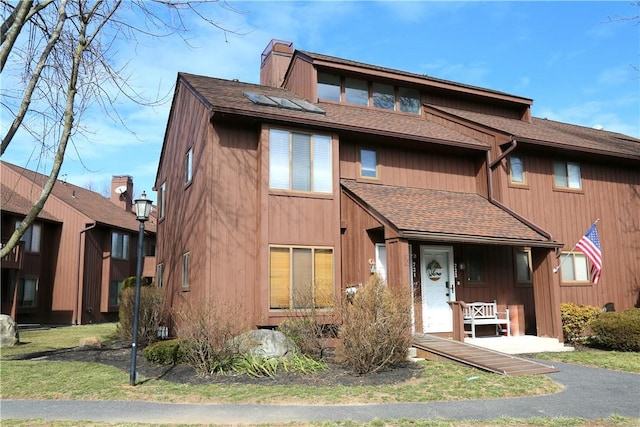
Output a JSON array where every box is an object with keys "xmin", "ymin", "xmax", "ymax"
[
  {"xmin": 269, "ymin": 246, "xmax": 334, "ymax": 310},
  {"xmin": 360, "ymin": 148, "xmax": 378, "ymax": 178},
  {"xmin": 560, "ymin": 252, "xmax": 590, "ymax": 283},
  {"xmin": 269, "ymin": 129, "xmax": 332, "ymax": 193},
  {"xmin": 18, "ymin": 277, "xmax": 38, "ymax": 307},
  {"xmin": 182, "ymin": 252, "xmax": 190, "ymax": 290},
  {"xmin": 554, "ymin": 161, "xmax": 581, "ymax": 189},
  {"xmin": 515, "ymin": 249, "xmax": 532, "ymax": 284},
  {"xmin": 185, "ymin": 148, "xmax": 193, "ymax": 184},
  {"xmin": 109, "ymin": 280, "xmax": 123, "ymax": 306},
  {"xmin": 158, "ymin": 182, "xmax": 166, "ymax": 218},
  {"xmin": 111, "ymin": 231, "xmax": 129, "ymax": 260},
  {"xmin": 156, "ymin": 263, "xmax": 164, "ymax": 288},
  {"xmin": 509, "ymin": 155, "xmax": 526, "ymax": 184},
  {"xmin": 16, "ymin": 221, "xmax": 41, "ymax": 253}
]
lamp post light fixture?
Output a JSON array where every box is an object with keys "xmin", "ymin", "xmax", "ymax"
[{"xmin": 130, "ymin": 191, "xmax": 153, "ymax": 386}]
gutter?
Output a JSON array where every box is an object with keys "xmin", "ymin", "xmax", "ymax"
[
  {"xmin": 486, "ymin": 139, "xmax": 560, "ymax": 246},
  {"xmin": 75, "ymin": 222, "xmax": 96, "ymax": 325}
]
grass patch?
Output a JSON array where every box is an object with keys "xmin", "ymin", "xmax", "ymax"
[
  {"xmin": 533, "ymin": 350, "xmax": 640, "ymax": 374},
  {"xmin": 0, "ymin": 323, "xmax": 118, "ymax": 358}
]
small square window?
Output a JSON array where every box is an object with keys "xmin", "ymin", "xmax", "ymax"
[
  {"xmin": 554, "ymin": 161, "xmax": 581, "ymax": 189},
  {"xmin": 318, "ymin": 73, "xmax": 341, "ymax": 102},
  {"xmin": 345, "ymin": 77, "xmax": 369, "ymax": 106},
  {"xmin": 185, "ymin": 148, "xmax": 193, "ymax": 184},
  {"xmin": 360, "ymin": 149, "xmax": 377, "ymax": 178},
  {"xmin": 509, "ymin": 155, "xmax": 526, "ymax": 184},
  {"xmin": 372, "ymin": 83, "xmax": 395, "ymax": 110}
]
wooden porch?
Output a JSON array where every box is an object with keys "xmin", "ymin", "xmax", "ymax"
[{"xmin": 412, "ymin": 334, "xmax": 559, "ymax": 376}]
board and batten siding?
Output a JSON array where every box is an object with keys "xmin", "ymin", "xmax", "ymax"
[{"xmin": 498, "ymin": 151, "xmax": 640, "ymax": 311}]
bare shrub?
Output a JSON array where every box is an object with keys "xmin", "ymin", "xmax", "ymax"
[
  {"xmin": 276, "ymin": 284, "xmax": 337, "ymax": 361},
  {"xmin": 172, "ymin": 297, "xmax": 247, "ymax": 376},
  {"xmin": 336, "ymin": 274, "xmax": 412, "ymax": 374},
  {"xmin": 117, "ymin": 284, "xmax": 164, "ymax": 346}
]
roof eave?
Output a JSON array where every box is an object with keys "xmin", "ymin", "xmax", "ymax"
[{"xmin": 399, "ymin": 230, "xmax": 563, "ymax": 248}]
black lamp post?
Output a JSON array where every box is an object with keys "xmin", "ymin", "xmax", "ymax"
[{"xmin": 130, "ymin": 191, "xmax": 153, "ymax": 386}]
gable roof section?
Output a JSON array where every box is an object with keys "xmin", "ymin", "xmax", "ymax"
[
  {"xmin": 179, "ymin": 73, "xmax": 487, "ymax": 150},
  {"xmin": 2, "ymin": 162, "xmax": 155, "ymax": 234},
  {"xmin": 1, "ymin": 183, "xmax": 60, "ymax": 222},
  {"xmin": 341, "ymin": 180, "xmax": 559, "ymax": 247},
  {"xmin": 429, "ymin": 105, "xmax": 640, "ymax": 160}
]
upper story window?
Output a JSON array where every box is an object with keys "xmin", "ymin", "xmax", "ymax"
[
  {"xmin": 111, "ymin": 231, "xmax": 129, "ymax": 260},
  {"xmin": 509, "ymin": 155, "xmax": 526, "ymax": 184},
  {"xmin": 158, "ymin": 182, "xmax": 166, "ymax": 219},
  {"xmin": 317, "ymin": 72, "xmax": 341, "ymax": 101},
  {"xmin": 182, "ymin": 252, "xmax": 190, "ymax": 290},
  {"xmin": 16, "ymin": 221, "xmax": 41, "ymax": 253},
  {"xmin": 554, "ymin": 160, "xmax": 581, "ymax": 190},
  {"xmin": 269, "ymin": 129, "xmax": 332, "ymax": 194},
  {"xmin": 317, "ymin": 72, "xmax": 421, "ymax": 114},
  {"xmin": 345, "ymin": 77, "xmax": 369, "ymax": 106},
  {"xmin": 360, "ymin": 148, "xmax": 378, "ymax": 178},
  {"xmin": 185, "ymin": 148, "xmax": 193, "ymax": 185},
  {"xmin": 398, "ymin": 87, "xmax": 420, "ymax": 114}
]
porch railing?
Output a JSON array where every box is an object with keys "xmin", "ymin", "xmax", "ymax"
[{"xmin": 1, "ymin": 240, "xmax": 24, "ymax": 270}]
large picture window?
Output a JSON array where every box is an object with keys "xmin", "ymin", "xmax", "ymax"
[
  {"xmin": 269, "ymin": 246, "xmax": 334, "ymax": 310},
  {"xmin": 554, "ymin": 161, "xmax": 581, "ymax": 189},
  {"xmin": 111, "ymin": 232, "xmax": 129, "ymax": 260},
  {"xmin": 269, "ymin": 129, "xmax": 332, "ymax": 193}
]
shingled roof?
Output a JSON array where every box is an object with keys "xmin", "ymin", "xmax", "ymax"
[
  {"xmin": 429, "ymin": 105, "xmax": 640, "ymax": 160},
  {"xmin": 341, "ymin": 180, "xmax": 559, "ymax": 247},
  {"xmin": 1, "ymin": 183, "xmax": 59, "ymax": 222},
  {"xmin": 180, "ymin": 73, "xmax": 487, "ymax": 150},
  {"xmin": 2, "ymin": 162, "xmax": 156, "ymax": 234}
]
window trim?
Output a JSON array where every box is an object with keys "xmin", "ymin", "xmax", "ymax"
[
  {"xmin": 268, "ymin": 245, "xmax": 335, "ymax": 311},
  {"xmin": 553, "ymin": 160, "xmax": 582, "ymax": 191}
]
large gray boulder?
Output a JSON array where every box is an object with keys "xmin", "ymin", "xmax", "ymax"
[
  {"xmin": 233, "ymin": 329, "xmax": 297, "ymax": 360},
  {"xmin": 0, "ymin": 314, "xmax": 19, "ymax": 347}
]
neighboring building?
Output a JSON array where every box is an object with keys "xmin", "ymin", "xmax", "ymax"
[
  {"xmin": 1, "ymin": 162, "xmax": 157, "ymax": 324},
  {"xmin": 155, "ymin": 39, "xmax": 640, "ymax": 341}
]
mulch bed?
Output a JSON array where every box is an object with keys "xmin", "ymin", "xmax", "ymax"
[{"xmin": 11, "ymin": 343, "xmax": 423, "ymax": 387}]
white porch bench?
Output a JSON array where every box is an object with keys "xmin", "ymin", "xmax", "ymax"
[{"xmin": 463, "ymin": 301, "xmax": 510, "ymax": 339}]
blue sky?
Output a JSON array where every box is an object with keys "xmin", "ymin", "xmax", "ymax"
[{"xmin": 2, "ymin": 1, "xmax": 638, "ymax": 202}]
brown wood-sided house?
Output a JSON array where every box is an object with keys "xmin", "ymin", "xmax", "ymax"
[
  {"xmin": 1, "ymin": 161, "xmax": 157, "ymax": 325},
  {"xmin": 155, "ymin": 40, "xmax": 640, "ymax": 342}
]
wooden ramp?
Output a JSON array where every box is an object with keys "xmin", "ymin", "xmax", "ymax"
[{"xmin": 412, "ymin": 334, "xmax": 559, "ymax": 376}]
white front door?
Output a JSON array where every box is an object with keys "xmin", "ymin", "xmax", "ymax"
[
  {"xmin": 421, "ymin": 246, "xmax": 455, "ymax": 333},
  {"xmin": 375, "ymin": 243, "xmax": 387, "ymax": 282}
]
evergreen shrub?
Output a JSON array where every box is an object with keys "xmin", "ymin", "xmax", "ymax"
[
  {"xmin": 589, "ymin": 308, "xmax": 640, "ymax": 352},
  {"xmin": 560, "ymin": 302, "xmax": 602, "ymax": 343}
]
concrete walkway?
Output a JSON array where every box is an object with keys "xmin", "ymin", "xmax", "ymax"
[{"xmin": 2, "ymin": 361, "xmax": 639, "ymax": 424}]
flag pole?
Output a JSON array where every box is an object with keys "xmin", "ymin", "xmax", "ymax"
[{"xmin": 553, "ymin": 218, "xmax": 600, "ymax": 274}]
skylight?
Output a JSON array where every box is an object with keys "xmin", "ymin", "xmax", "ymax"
[{"xmin": 243, "ymin": 92, "xmax": 325, "ymax": 115}]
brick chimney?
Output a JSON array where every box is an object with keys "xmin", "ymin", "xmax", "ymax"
[
  {"xmin": 260, "ymin": 39, "xmax": 294, "ymax": 88},
  {"xmin": 111, "ymin": 175, "xmax": 133, "ymax": 212}
]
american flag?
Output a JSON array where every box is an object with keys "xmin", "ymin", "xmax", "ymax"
[{"xmin": 575, "ymin": 224, "xmax": 602, "ymax": 284}]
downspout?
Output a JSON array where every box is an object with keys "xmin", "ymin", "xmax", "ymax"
[
  {"xmin": 486, "ymin": 139, "xmax": 556, "ymax": 243},
  {"xmin": 76, "ymin": 223, "xmax": 96, "ymax": 325}
]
